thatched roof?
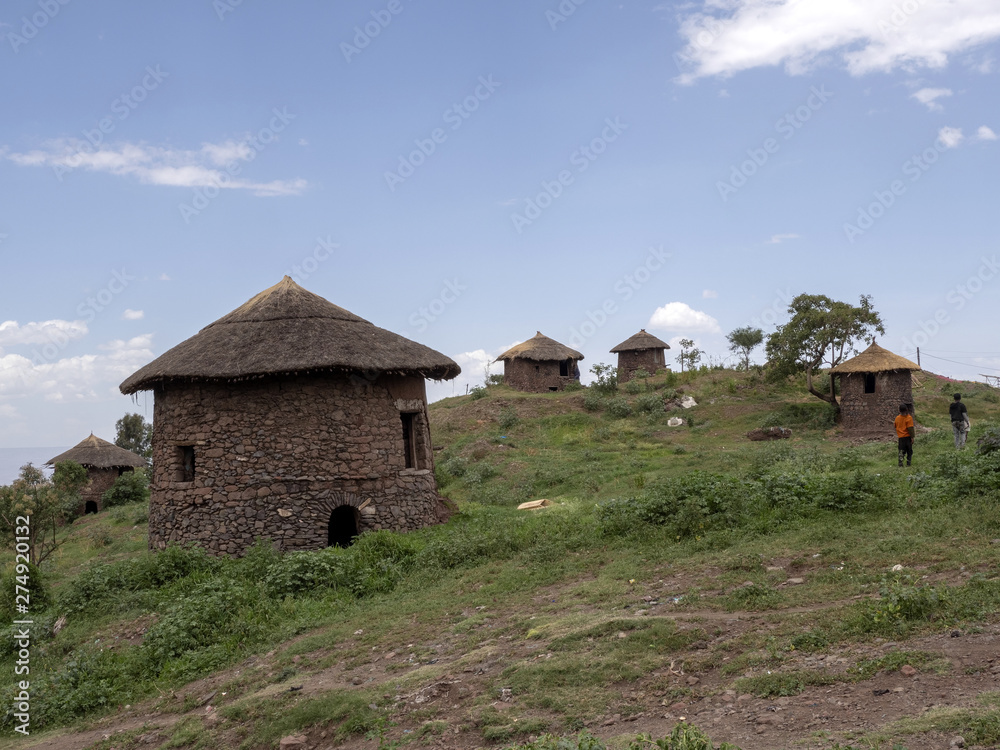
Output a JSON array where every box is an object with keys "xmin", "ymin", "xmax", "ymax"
[
  {"xmin": 46, "ymin": 434, "xmax": 147, "ymax": 469},
  {"xmin": 120, "ymin": 277, "xmax": 461, "ymax": 394},
  {"xmin": 829, "ymin": 343, "xmax": 919, "ymax": 374},
  {"xmin": 495, "ymin": 332, "xmax": 584, "ymax": 363},
  {"xmin": 610, "ymin": 329, "xmax": 671, "ymax": 353}
]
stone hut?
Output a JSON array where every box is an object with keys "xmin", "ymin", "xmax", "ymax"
[
  {"xmin": 46, "ymin": 434, "xmax": 146, "ymax": 515},
  {"xmin": 610, "ymin": 329, "xmax": 670, "ymax": 382},
  {"xmin": 829, "ymin": 343, "xmax": 919, "ymax": 433},
  {"xmin": 119, "ymin": 276, "xmax": 460, "ymax": 556},
  {"xmin": 495, "ymin": 332, "xmax": 583, "ymax": 393}
]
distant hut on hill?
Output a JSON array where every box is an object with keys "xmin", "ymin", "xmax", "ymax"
[
  {"xmin": 829, "ymin": 343, "xmax": 919, "ymax": 433},
  {"xmin": 46, "ymin": 434, "xmax": 146, "ymax": 515},
  {"xmin": 119, "ymin": 276, "xmax": 460, "ymax": 556},
  {"xmin": 611, "ymin": 329, "xmax": 670, "ymax": 382},
  {"xmin": 495, "ymin": 332, "xmax": 583, "ymax": 393}
]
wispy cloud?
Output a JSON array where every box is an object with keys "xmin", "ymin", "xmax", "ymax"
[
  {"xmin": 3, "ymin": 139, "xmax": 307, "ymax": 197},
  {"xmin": 122, "ymin": 309, "xmax": 144, "ymax": 320},
  {"xmin": 767, "ymin": 233, "xmax": 800, "ymax": 245},
  {"xmin": 702, "ymin": 289, "xmax": 718, "ymax": 299},
  {"xmin": 938, "ymin": 126, "xmax": 964, "ymax": 149},
  {"xmin": 976, "ymin": 125, "xmax": 998, "ymax": 141},
  {"xmin": 911, "ymin": 87, "xmax": 952, "ymax": 111},
  {"xmin": 675, "ymin": 1, "xmax": 1000, "ymax": 82},
  {"xmin": 0, "ymin": 319, "xmax": 88, "ymax": 346},
  {"xmin": 648, "ymin": 302, "xmax": 720, "ymax": 334}
]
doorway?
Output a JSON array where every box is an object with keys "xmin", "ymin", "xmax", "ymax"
[
  {"xmin": 327, "ymin": 505, "xmax": 360, "ymax": 548},
  {"xmin": 85, "ymin": 500, "xmax": 98, "ymax": 514}
]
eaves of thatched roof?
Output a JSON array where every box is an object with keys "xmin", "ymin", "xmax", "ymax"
[
  {"xmin": 495, "ymin": 332, "xmax": 584, "ymax": 363},
  {"xmin": 120, "ymin": 277, "xmax": 461, "ymax": 394},
  {"xmin": 46, "ymin": 434, "xmax": 146, "ymax": 469},
  {"xmin": 610, "ymin": 329, "xmax": 671, "ymax": 353},
  {"xmin": 829, "ymin": 342, "xmax": 919, "ymax": 374}
]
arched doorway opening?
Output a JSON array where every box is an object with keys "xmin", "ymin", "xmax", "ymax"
[
  {"xmin": 327, "ymin": 505, "xmax": 359, "ymax": 548},
  {"xmin": 85, "ymin": 500, "xmax": 99, "ymax": 514}
]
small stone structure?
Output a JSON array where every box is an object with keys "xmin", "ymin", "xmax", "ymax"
[
  {"xmin": 119, "ymin": 276, "xmax": 460, "ymax": 556},
  {"xmin": 829, "ymin": 343, "xmax": 919, "ymax": 434},
  {"xmin": 46, "ymin": 434, "xmax": 146, "ymax": 514},
  {"xmin": 610, "ymin": 329, "xmax": 670, "ymax": 382},
  {"xmin": 495, "ymin": 332, "xmax": 583, "ymax": 393}
]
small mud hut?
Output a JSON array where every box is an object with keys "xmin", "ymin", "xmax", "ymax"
[
  {"xmin": 829, "ymin": 343, "xmax": 919, "ymax": 433},
  {"xmin": 611, "ymin": 329, "xmax": 670, "ymax": 382},
  {"xmin": 495, "ymin": 332, "xmax": 583, "ymax": 393},
  {"xmin": 46, "ymin": 434, "xmax": 146, "ymax": 515},
  {"xmin": 119, "ymin": 276, "xmax": 460, "ymax": 556}
]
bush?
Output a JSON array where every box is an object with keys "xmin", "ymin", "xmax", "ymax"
[
  {"xmin": 635, "ymin": 392, "xmax": 664, "ymax": 414},
  {"xmin": 469, "ymin": 385, "xmax": 488, "ymax": 400},
  {"xmin": 625, "ymin": 379, "xmax": 641, "ymax": 395},
  {"xmin": 498, "ymin": 406, "xmax": 519, "ymax": 431},
  {"xmin": 102, "ymin": 469, "xmax": 150, "ymax": 508},
  {"xmin": 0, "ymin": 561, "xmax": 50, "ymax": 617},
  {"xmin": 564, "ymin": 380, "xmax": 583, "ymax": 392},
  {"xmin": 589, "ymin": 363, "xmax": 618, "ymax": 396},
  {"xmin": 605, "ymin": 397, "xmax": 632, "ymax": 419},
  {"xmin": 583, "ymin": 390, "xmax": 603, "ymax": 412},
  {"xmin": 976, "ymin": 424, "xmax": 1000, "ymax": 455},
  {"xmin": 859, "ymin": 574, "xmax": 950, "ymax": 634}
]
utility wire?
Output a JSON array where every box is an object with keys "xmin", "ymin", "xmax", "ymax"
[{"xmin": 918, "ymin": 352, "xmax": 1000, "ymax": 373}]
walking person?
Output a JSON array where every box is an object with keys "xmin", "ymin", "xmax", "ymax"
[
  {"xmin": 894, "ymin": 404, "xmax": 915, "ymax": 467},
  {"xmin": 950, "ymin": 393, "xmax": 970, "ymax": 449}
]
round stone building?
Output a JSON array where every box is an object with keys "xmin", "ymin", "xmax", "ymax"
[
  {"xmin": 610, "ymin": 329, "xmax": 670, "ymax": 382},
  {"xmin": 46, "ymin": 434, "xmax": 147, "ymax": 515},
  {"xmin": 119, "ymin": 277, "xmax": 460, "ymax": 556},
  {"xmin": 495, "ymin": 332, "xmax": 583, "ymax": 393},
  {"xmin": 829, "ymin": 343, "xmax": 919, "ymax": 435}
]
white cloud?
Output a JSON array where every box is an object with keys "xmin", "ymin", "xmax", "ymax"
[
  {"xmin": 702, "ymin": 289, "xmax": 718, "ymax": 299},
  {"xmin": 766, "ymin": 233, "xmax": 800, "ymax": 245},
  {"xmin": 938, "ymin": 126, "xmax": 964, "ymax": 148},
  {"xmin": 122, "ymin": 309, "xmax": 144, "ymax": 320},
  {"xmin": 976, "ymin": 125, "xmax": 998, "ymax": 141},
  {"xmin": 298, "ymin": 138, "xmax": 309, "ymax": 146},
  {"xmin": 675, "ymin": 1, "xmax": 1000, "ymax": 81},
  {"xmin": 158, "ymin": 273, "xmax": 171, "ymax": 281},
  {"xmin": 426, "ymin": 346, "xmax": 515, "ymax": 403},
  {"xmin": 0, "ymin": 320, "xmax": 88, "ymax": 346},
  {"xmin": 3, "ymin": 139, "xmax": 308, "ymax": 197},
  {"xmin": 648, "ymin": 302, "xmax": 720, "ymax": 334},
  {"xmin": 911, "ymin": 87, "xmax": 952, "ymax": 111}
]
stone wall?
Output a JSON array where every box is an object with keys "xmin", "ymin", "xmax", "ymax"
[
  {"xmin": 148, "ymin": 372, "xmax": 449, "ymax": 555},
  {"xmin": 838, "ymin": 371, "xmax": 914, "ymax": 433},
  {"xmin": 616, "ymin": 349, "xmax": 666, "ymax": 382},
  {"xmin": 502, "ymin": 358, "xmax": 580, "ymax": 393},
  {"xmin": 80, "ymin": 467, "xmax": 123, "ymax": 514}
]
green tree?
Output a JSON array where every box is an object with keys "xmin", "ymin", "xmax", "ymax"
[
  {"xmin": 0, "ymin": 463, "xmax": 79, "ymax": 565},
  {"xmin": 102, "ymin": 469, "xmax": 150, "ymax": 508},
  {"xmin": 676, "ymin": 339, "xmax": 702, "ymax": 373},
  {"xmin": 115, "ymin": 412, "xmax": 153, "ymax": 461},
  {"xmin": 726, "ymin": 326, "xmax": 764, "ymax": 370},
  {"xmin": 589, "ymin": 363, "xmax": 619, "ymax": 395},
  {"xmin": 765, "ymin": 293, "xmax": 885, "ymax": 407}
]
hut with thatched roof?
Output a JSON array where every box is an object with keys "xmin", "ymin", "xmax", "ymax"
[
  {"xmin": 46, "ymin": 434, "xmax": 146, "ymax": 515},
  {"xmin": 611, "ymin": 329, "xmax": 670, "ymax": 382},
  {"xmin": 495, "ymin": 332, "xmax": 583, "ymax": 393},
  {"xmin": 119, "ymin": 276, "xmax": 460, "ymax": 556},
  {"xmin": 829, "ymin": 343, "xmax": 919, "ymax": 433}
]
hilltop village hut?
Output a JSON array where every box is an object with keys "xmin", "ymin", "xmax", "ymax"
[
  {"xmin": 495, "ymin": 332, "xmax": 583, "ymax": 393},
  {"xmin": 611, "ymin": 329, "xmax": 670, "ymax": 382},
  {"xmin": 119, "ymin": 276, "xmax": 461, "ymax": 556},
  {"xmin": 829, "ymin": 343, "xmax": 920, "ymax": 433},
  {"xmin": 46, "ymin": 434, "xmax": 146, "ymax": 515}
]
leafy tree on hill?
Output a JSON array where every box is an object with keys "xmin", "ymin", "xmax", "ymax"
[
  {"xmin": 0, "ymin": 463, "xmax": 84, "ymax": 565},
  {"xmin": 726, "ymin": 326, "xmax": 764, "ymax": 370},
  {"xmin": 115, "ymin": 412, "xmax": 153, "ymax": 462},
  {"xmin": 676, "ymin": 338, "xmax": 702, "ymax": 373},
  {"xmin": 765, "ymin": 293, "xmax": 885, "ymax": 408}
]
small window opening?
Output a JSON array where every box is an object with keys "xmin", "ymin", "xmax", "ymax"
[
  {"xmin": 863, "ymin": 373, "xmax": 876, "ymax": 394},
  {"xmin": 401, "ymin": 413, "xmax": 416, "ymax": 469},
  {"xmin": 174, "ymin": 445, "xmax": 195, "ymax": 482},
  {"xmin": 85, "ymin": 500, "xmax": 98, "ymax": 514},
  {"xmin": 535, "ymin": 365, "xmax": 540, "ymax": 372},
  {"xmin": 559, "ymin": 360, "xmax": 569, "ymax": 376},
  {"xmin": 548, "ymin": 386, "xmax": 558, "ymax": 392},
  {"xmin": 328, "ymin": 505, "xmax": 359, "ymax": 548}
]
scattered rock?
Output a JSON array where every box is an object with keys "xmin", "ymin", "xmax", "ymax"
[
  {"xmin": 279, "ymin": 736, "xmax": 307, "ymax": 750},
  {"xmin": 686, "ymin": 676, "xmax": 700, "ymax": 686},
  {"xmin": 891, "ymin": 564, "xmax": 904, "ymax": 572},
  {"xmin": 950, "ymin": 736, "xmax": 966, "ymax": 748},
  {"xmin": 786, "ymin": 577, "xmax": 805, "ymax": 585},
  {"xmin": 951, "ymin": 630, "xmax": 961, "ymax": 638},
  {"xmin": 667, "ymin": 417, "xmax": 684, "ymax": 427},
  {"xmin": 872, "ymin": 688, "xmax": 890, "ymax": 696},
  {"xmin": 900, "ymin": 665, "xmax": 918, "ymax": 677},
  {"xmin": 746, "ymin": 427, "xmax": 791, "ymax": 441}
]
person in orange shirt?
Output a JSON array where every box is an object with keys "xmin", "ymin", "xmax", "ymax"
[{"xmin": 894, "ymin": 404, "xmax": 915, "ymax": 467}]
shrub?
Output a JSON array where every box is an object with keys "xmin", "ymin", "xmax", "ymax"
[
  {"xmin": 102, "ymin": 469, "xmax": 150, "ymax": 508},
  {"xmin": 859, "ymin": 574, "xmax": 950, "ymax": 634},
  {"xmin": 498, "ymin": 406, "xmax": 519, "ymax": 431},
  {"xmin": 564, "ymin": 380, "xmax": 583, "ymax": 392},
  {"xmin": 635, "ymin": 392, "xmax": 664, "ymax": 414},
  {"xmin": 0, "ymin": 560, "xmax": 50, "ymax": 617},
  {"xmin": 583, "ymin": 390, "xmax": 603, "ymax": 412},
  {"xmin": 976, "ymin": 424, "xmax": 1000, "ymax": 455},
  {"xmin": 625, "ymin": 379, "xmax": 641, "ymax": 395},
  {"xmin": 605, "ymin": 397, "xmax": 632, "ymax": 419},
  {"xmin": 589, "ymin": 363, "xmax": 618, "ymax": 396},
  {"xmin": 469, "ymin": 385, "xmax": 488, "ymax": 400}
]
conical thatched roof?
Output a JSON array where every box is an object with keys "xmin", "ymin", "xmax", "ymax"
[
  {"xmin": 495, "ymin": 332, "xmax": 584, "ymax": 363},
  {"xmin": 46, "ymin": 434, "xmax": 147, "ymax": 469},
  {"xmin": 829, "ymin": 343, "xmax": 919, "ymax": 374},
  {"xmin": 120, "ymin": 277, "xmax": 460, "ymax": 394},
  {"xmin": 610, "ymin": 329, "xmax": 671, "ymax": 353}
]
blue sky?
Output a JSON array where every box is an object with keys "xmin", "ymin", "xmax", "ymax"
[{"xmin": 1, "ymin": 0, "xmax": 999, "ymax": 450}]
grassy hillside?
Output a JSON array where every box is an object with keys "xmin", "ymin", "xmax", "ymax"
[{"xmin": 2, "ymin": 368, "xmax": 1000, "ymax": 750}]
